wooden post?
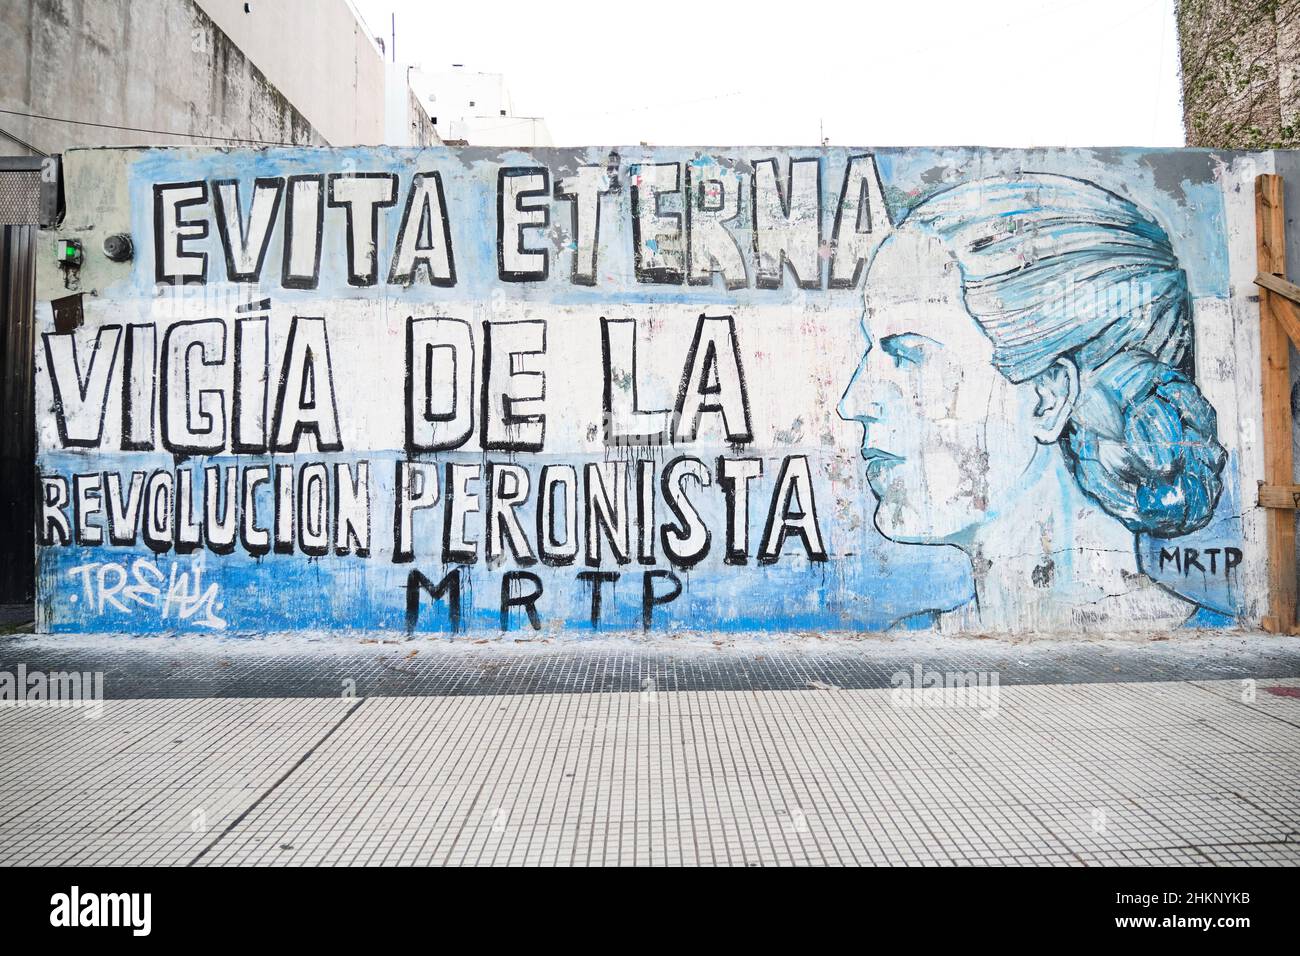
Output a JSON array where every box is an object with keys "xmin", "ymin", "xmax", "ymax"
[{"xmin": 1256, "ymin": 174, "xmax": 1297, "ymax": 633}]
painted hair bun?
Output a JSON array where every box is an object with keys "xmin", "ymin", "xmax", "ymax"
[{"xmin": 1060, "ymin": 350, "xmax": 1226, "ymax": 536}]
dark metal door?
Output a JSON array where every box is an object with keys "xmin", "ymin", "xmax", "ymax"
[
  {"xmin": 0, "ymin": 223, "xmax": 36, "ymax": 602},
  {"xmin": 0, "ymin": 157, "xmax": 57, "ymax": 604}
]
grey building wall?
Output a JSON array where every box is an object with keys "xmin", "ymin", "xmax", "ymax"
[
  {"xmin": 194, "ymin": 0, "xmax": 393, "ymax": 148},
  {"xmin": 0, "ymin": 0, "xmax": 325, "ymax": 157},
  {"xmin": 407, "ymin": 85, "xmax": 439, "ymax": 148}
]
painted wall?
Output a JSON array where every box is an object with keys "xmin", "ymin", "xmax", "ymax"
[{"xmin": 32, "ymin": 145, "xmax": 1284, "ymax": 637}]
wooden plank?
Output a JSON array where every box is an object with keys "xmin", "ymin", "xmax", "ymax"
[
  {"xmin": 1259, "ymin": 175, "xmax": 1287, "ymax": 273},
  {"xmin": 1256, "ymin": 174, "xmax": 1297, "ymax": 633},
  {"xmin": 1263, "ymin": 286, "xmax": 1300, "ymax": 351},
  {"xmin": 1256, "ymin": 270, "xmax": 1300, "ymax": 306},
  {"xmin": 1258, "ymin": 483, "xmax": 1300, "ymax": 509},
  {"xmin": 1256, "ymin": 272, "xmax": 1300, "ymax": 350}
]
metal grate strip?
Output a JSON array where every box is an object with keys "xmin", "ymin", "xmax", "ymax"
[{"xmin": 0, "ymin": 168, "xmax": 42, "ymax": 225}]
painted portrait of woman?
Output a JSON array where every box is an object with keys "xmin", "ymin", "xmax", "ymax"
[{"xmin": 838, "ymin": 174, "xmax": 1227, "ymax": 632}]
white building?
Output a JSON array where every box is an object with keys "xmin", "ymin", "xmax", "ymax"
[
  {"xmin": 383, "ymin": 61, "xmax": 442, "ymax": 148},
  {"xmin": 408, "ymin": 68, "xmax": 552, "ymax": 147}
]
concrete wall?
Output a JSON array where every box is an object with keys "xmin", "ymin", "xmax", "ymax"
[
  {"xmin": 0, "ymin": 0, "xmax": 323, "ymax": 157},
  {"xmin": 194, "ymin": 0, "xmax": 389, "ymax": 147},
  {"xmin": 31, "ymin": 145, "xmax": 1287, "ymax": 637},
  {"xmin": 405, "ymin": 87, "xmax": 438, "ymax": 148}
]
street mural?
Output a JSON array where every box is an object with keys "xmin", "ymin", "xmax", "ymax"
[{"xmin": 34, "ymin": 146, "xmax": 1255, "ymax": 635}]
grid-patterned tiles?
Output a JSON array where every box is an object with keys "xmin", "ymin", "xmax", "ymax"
[
  {"xmin": 0, "ymin": 678, "xmax": 1295, "ymax": 866},
  {"xmin": 0, "ymin": 698, "xmax": 356, "ymax": 865}
]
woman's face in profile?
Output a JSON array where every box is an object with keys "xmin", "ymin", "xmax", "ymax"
[{"xmin": 838, "ymin": 230, "xmax": 1045, "ymax": 544}]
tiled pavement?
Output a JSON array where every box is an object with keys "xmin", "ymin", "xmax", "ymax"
[
  {"xmin": 1, "ymin": 629, "xmax": 1298, "ymax": 697},
  {"xmin": 0, "ymin": 632, "xmax": 1298, "ymax": 866}
]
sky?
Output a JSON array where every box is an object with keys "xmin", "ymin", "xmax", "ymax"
[{"xmin": 353, "ymin": 0, "xmax": 1185, "ymax": 147}]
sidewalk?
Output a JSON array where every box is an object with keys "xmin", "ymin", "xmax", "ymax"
[{"xmin": 1, "ymin": 632, "xmax": 1298, "ymax": 866}]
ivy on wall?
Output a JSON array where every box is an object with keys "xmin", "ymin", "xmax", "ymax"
[{"xmin": 1176, "ymin": 0, "xmax": 1299, "ymax": 148}]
